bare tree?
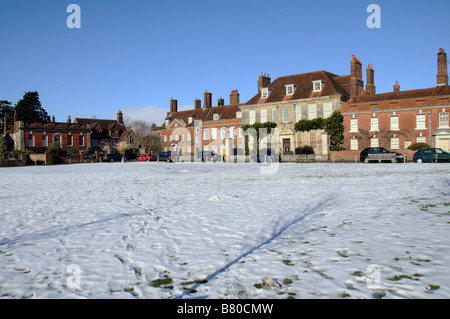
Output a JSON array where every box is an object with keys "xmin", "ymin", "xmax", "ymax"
[{"xmin": 127, "ymin": 120, "xmax": 161, "ymax": 153}]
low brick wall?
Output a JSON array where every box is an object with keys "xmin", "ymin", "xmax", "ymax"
[
  {"xmin": 280, "ymin": 154, "xmax": 316, "ymax": 163},
  {"xmin": 330, "ymin": 151, "xmax": 361, "ymax": 163}
]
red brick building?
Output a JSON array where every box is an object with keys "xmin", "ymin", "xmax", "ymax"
[
  {"xmin": 161, "ymin": 90, "xmax": 243, "ymax": 161},
  {"xmin": 74, "ymin": 110, "xmax": 137, "ymax": 153},
  {"xmin": 341, "ymin": 49, "xmax": 450, "ymax": 153},
  {"xmin": 11, "ymin": 114, "xmax": 91, "ymax": 153}
]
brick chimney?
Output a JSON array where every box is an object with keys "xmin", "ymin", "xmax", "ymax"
[
  {"xmin": 230, "ymin": 90, "xmax": 240, "ymax": 105},
  {"xmin": 393, "ymin": 81, "xmax": 400, "ymax": 92},
  {"xmin": 204, "ymin": 90, "xmax": 212, "ymax": 108},
  {"xmin": 194, "ymin": 98, "xmax": 201, "ymax": 109},
  {"xmin": 67, "ymin": 115, "xmax": 71, "ymax": 124},
  {"xmin": 117, "ymin": 110, "xmax": 124, "ymax": 124},
  {"xmin": 366, "ymin": 64, "xmax": 376, "ymax": 94},
  {"xmin": 350, "ymin": 55, "xmax": 364, "ymax": 97},
  {"xmin": 218, "ymin": 97, "xmax": 225, "ymax": 106},
  {"xmin": 437, "ymin": 48, "xmax": 448, "ymax": 86},
  {"xmin": 258, "ymin": 73, "xmax": 271, "ymax": 92},
  {"xmin": 170, "ymin": 98, "xmax": 178, "ymax": 113}
]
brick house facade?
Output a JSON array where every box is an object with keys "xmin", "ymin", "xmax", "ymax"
[
  {"xmin": 11, "ymin": 115, "xmax": 91, "ymax": 152},
  {"xmin": 240, "ymin": 69, "xmax": 352, "ymax": 158},
  {"xmin": 161, "ymin": 90, "xmax": 243, "ymax": 161},
  {"xmin": 342, "ymin": 49, "xmax": 450, "ymax": 153},
  {"xmin": 74, "ymin": 110, "xmax": 137, "ymax": 153}
]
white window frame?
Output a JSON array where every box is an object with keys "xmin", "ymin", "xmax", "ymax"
[
  {"xmin": 416, "ymin": 113, "xmax": 426, "ymax": 130},
  {"xmin": 349, "ymin": 117, "xmax": 358, "ymax": 132},
  {"xmin": 323, "ymin": 102, "xmax": 332, "ymax": 118},
  {"xmin": 439, "ymin": 112, "xmax": 449, "ymax": 128},
  {"xmin": 67, "ymin": 134, "xmax": 73, "ymax": 147},
  {"xmin": 221, "ymin": 127, "xmax": 226, "ymax": 140},
  {"xmin": 285, "ymin": 84, "xmax": 295, "ymax": 96},
  {"xmin": 312, "ymin": 80, "xmax": 323, "ymax": 92},
  {"xmin": 28, "ymin": 134, "xmax": 35, "ymax": 147},
  {"xmin": 272, "ymin": 109, "xmax": 278, "ymax": 123},
  {"xmin": 308, "ymin": 104, "xmax": 317, "ymax": 120},
  {"xmin": 236, "ymin": 111, "xmax": 242, "ymax": 119},
  {"xmin": 261, "ymin": 88, "xmax": 269, "ymax": 98},
  {"xmin": 230, "ymin": 126, "xmax": 235, "ymax": 138},
  {"xmin": 249, "ymin": 110, "xmax": 256, "ymax": 125},
  {"xmin": 188, "ymin": 117, "xmax": 193, "ymax": 124},
  {"xmin": 295, "ymin": 105, "xmax": 301, "ymax": 122},
  {"xmin": 213, "ymin": 114, "xmax": 220, "ymax": 121},
  {"xmin": 390, "ymin": 115, "xmax": 399, "ymax": 131},
  {"xmin": 370, "ymin": 137, "xmax": 379, "ymax": 148},
  {"xmin": 370, "ymin": 116, "xmax": 379, "ymax": 132},
  {"xmin": 282, "ymin": 108, "xmax": 290, "ymax": 123},
  {"xmin": 42, "ymin": 134, "xmax": 48, "ymax": 147},
  {"xmin": 391, "ymin": 137, "xmax": 400, "ymax": 150},
  {"xmin": 79, "ymin": 134, "xmax": 84, "ymax": 147},
  {"xmin": 350, "ymin": 138, "xmax": 358, "ymax": 151},
  {"xmin": 203, "ymin": 129, "xmax": 209, "ymax": 140},
  {"xmin": 211, "ymin": 128, "xmax": 217, "ymax": 140},
  {"xmin": 416, "ymin": 136, "xmax": 426, "ymax": 144},
  {"xmin": 260, "ymin": 109, "xmax": 267, "ymax": 123}
]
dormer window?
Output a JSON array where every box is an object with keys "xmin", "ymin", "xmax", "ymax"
[
  {"xmin": 236, "ymin": 111, "xmax": 242, "ymax": 118},
  {"xmin": 313, "ymin": 80, "xmax": 324, "ymax": 92},
  {"xmin": 188, "ymin": 117, "xmax": 193, "ymax": 124},
  {"xmin": 165, "ymin": 120, "xmax": 169, "ymax": 126},
  {"xmin": 213, "ymin": 114, "xmax": 220, "ymax": 121},
  {"xmin": 285, "ymin": 84, "xmax": 296, "ymax": 96},
  {"xmin": 261, "ymin": 88, "xmax": 269, "ymax": 98}
]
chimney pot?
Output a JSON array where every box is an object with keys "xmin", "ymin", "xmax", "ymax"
[
  {"xmin": 230, "ymin": 89, "xmax": 240, "ymax": 105},
  {"xmin": 437, "ymin": 48, "xmax": 448, "ymax": 86}
]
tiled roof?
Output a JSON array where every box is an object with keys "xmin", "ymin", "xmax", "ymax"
[
  {"xmin": 74, "ymin": 118, "xmax": 126, "ymax": 131},
  {"xmin": 22, "ymin": 121, "xmax": 90, "ymax": 131},
  {"xmin": 347, "ymin": 85, "xmax": 450, "ymax": 104},
  {"xmin": 245, "ymin": 71, "xmax": 351, "ymax": 105}
]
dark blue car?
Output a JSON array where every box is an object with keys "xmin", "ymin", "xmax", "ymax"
[
  {"xmin": 413, "ymin": 148, "xmax": 450, "ymax": 163},
  {"xmin": 156, "ymin": 151, "xmax": 172, "ymax": 162}
]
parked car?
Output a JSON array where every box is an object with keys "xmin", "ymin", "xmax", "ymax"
[
  {"xmin": 250, "ymin": 150, "xmax": 278, "ymax": 163},
  {"xmin": 137, "ymin": 153, "xmax": 156, "ymax": 162},
  {"xmin": 156, "ymin": 151, "xmax": 173, "ymax": 162},
  {"xmin": 103, "ymin": 153, "xmax": 123, "ymax": 162},
  {"xmin": 197, "ymin": 151, "xmax": 218, "ymax": 162},
  {"xmin": 413, "ymin": 148, "xmax": 450, "ymax": 163},
  {"xmin": 359, "ymin": 147, "xmax": 405, "ymax": 163}
]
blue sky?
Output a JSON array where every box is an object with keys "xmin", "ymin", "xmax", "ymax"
[{"xmin": 1, "ymin": 0, "xmax": 449, "ymax": 125}]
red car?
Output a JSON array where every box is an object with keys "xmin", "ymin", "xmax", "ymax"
[{"xmin": 137, "ymin": 154, "xmax": 156, "ymax": 162}]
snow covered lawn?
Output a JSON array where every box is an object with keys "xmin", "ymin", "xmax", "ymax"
[{"xmin": 0, "ymin": 161, "xmax": 449, "ymax": 299}]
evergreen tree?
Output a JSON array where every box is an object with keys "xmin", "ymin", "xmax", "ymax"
[
  {"xmin": 15, "ymin": 92, "xmax": 50, "ymax": 123},
  {"xmin": 0, "ymin": 100, "xmax": 14, "ymax": 128}
]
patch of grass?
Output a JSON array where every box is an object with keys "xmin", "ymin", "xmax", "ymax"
[
  {"xmin": 351, "ymin": 270, "xmax": 364, "ymax": 276},
  {"xmin": 254, "ymin": 283, "xmax": 262, "ymax": 289},
  {"xmin": 341, "ymin": 292, "xmax": 351, "ymax": 298},
  {"xmin": 283, "ymin": 278, "xmax": 293, "ymax": 285},
  {"xmin": 150, "ymin": 275, "xmax": 173, "ymax": 288},
  {"xmin": 283, "ymin": 259, "xmax": 295, "ymax": 266},
  {"xmin": 388, "ymin": 274, "xmax": 419, "ymax": 281},
  {"xmin": 428, "ymin": 285, "xmax": 440, "ymax": 290}
]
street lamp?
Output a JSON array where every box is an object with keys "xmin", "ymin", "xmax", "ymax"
[{"xmin": 428, "ymin": 110, "xmax": 433, "ymax": 147}]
